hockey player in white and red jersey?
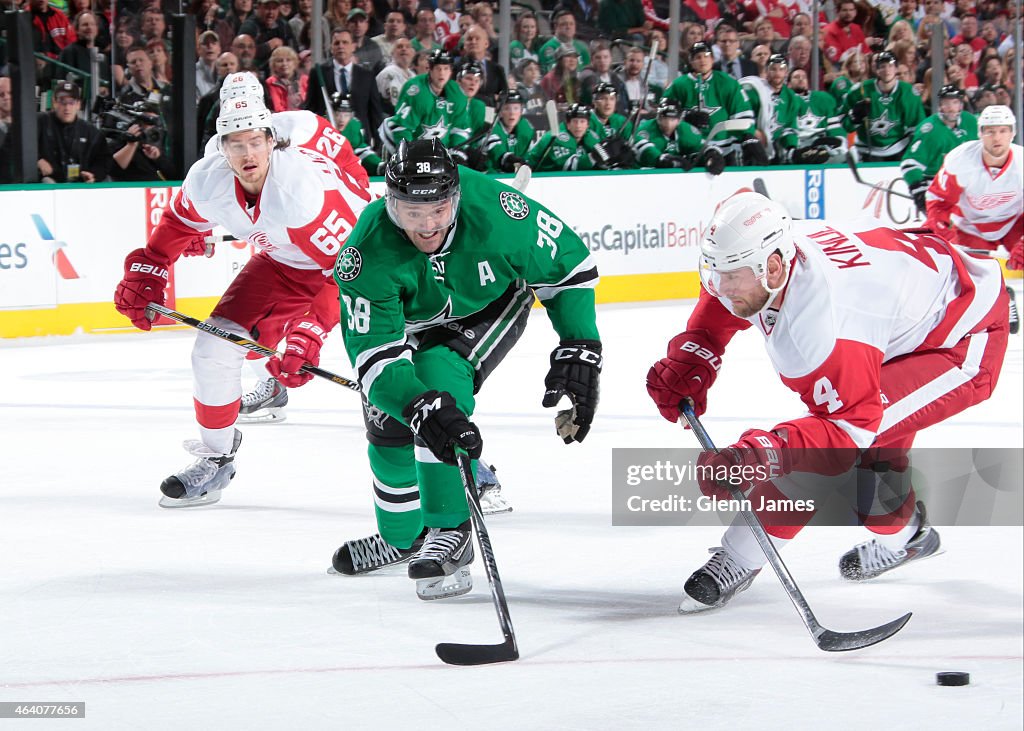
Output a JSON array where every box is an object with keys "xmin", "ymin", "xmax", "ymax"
[
  {"xmin": 925, "ymin": 104, "xmax": 1023, "ymax": 259},
  {"xmin": 646, "ymin": 192, "xmax": 1010, "ymax": 612},
  {"xmin": 114, "ymin": 94, "xmax": 372, "ymax": 507}
]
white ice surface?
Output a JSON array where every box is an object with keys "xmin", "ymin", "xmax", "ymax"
[{"xmin": 1, "ymin": 295, "xmax": 1021, "ymax": 731}]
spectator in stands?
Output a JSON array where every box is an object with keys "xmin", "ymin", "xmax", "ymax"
[
  {"xmin": 217, "ymin": 0, "xmax": 255, "ymax": 49},
  {"xmin": 783, "ymin": 13, "xmax": 813, "ymax": 53},
  {"xmin": 434, "ymin": 0, "xmax": 461, "ymax": 44},
  {"xmin": 112, "ymin": 15, "xmax": 140, "ymax": 71},
  {"xmin": 510, "ymin": 12, "xmax": 543, "ymax": 68},
  {"xmin": 197, "ymin": 51, "xmax": 240, "ymax": 146},
  {"xmin": 715, "ymin": 24, "xmax": 758, "ymax": 79},
  {"xmin": 147, "ymin": 38, "xmax": 172, "ymax": 86},
  {"xmin": 646, "ymin": 29, "xmax": 670, "ymax": 90},
  {"xmin": 305, "ymin": 28, "xmax": 384, "ymax": 143},
  {"xmin": 970, "ymin": 83, "xmax": 996, "ymax": 112},
  {"xmin": 0, "ymin": 75, "xmax": 11, "ymax": 148},
  {"xmin": 515, "ymin": 57, "xmax": 549, "ymax": 128},
  {"xmin": 348, "ymin": 8, "xmax": 385, "ymax": 72},
  {"xmin": 580, "ymin": 39, "xmax": 629, "ymax": 113},
  {"xmin": 539, "ymin": 9, "xmax": 591, "ymax": 73},
  {"xmin": 266, "ymin": 45, "xmax": 306, "ymax": 110},
  {"xmin": 742, "ymin": 17, "xmax": 784, "ymax": 56},
  {"xmin": 239, "ymin": 0, "xmax": 298, "ymax": 69},
  {"xmin": 412, "ymin": 8, "xmax": 441, "ymax": 52},
  {"xmin": 597, "ymin": 0, "xmax": 648, "ymax": 43},
  {"xmin": 620, "ymin": 44, "xmax": 648, "ymax": 108},
  {"xmin": 553, "ymin": 0, "xmax": 602, "ymax": 43},
  {"xmin": 193, "ymin": 0, "xmax": 223, "ymax": 36},
  {"xmin": 980, "ymin": 54, "xmax": 1005, "ymax": 87},
  {"xmin": 470, "ymin": 2, "xmax": 500, "ymax": 54},
  {"xmin": 110, "ymin": 113, "xmax": 175, "ymax": 181},
  {"xmin": 830, "ymin": 50, "xmax": 866, "ymax": 102},
  {"xmin": 119, "ymin": 45, "xmax": 170, "ymax": 107},
  {"xmin": 443, "ymin": 13, "xmax": 474, "ymax": 55},
  {"xmin": 893, "ymin": 0, "xmax": 917, "ymax": 29},
  {"xmin": 887, "ymin": 19, "xmax": 915, "ymax": 46},
  {"xmin": 684, "ymin": 0, "xmax": 720, "ymax": 36},
  {"xmin": 371, "ymin": 10, "xmax": 408, "ymax": 61},
  {"xmin": 140, "ymin": 7, "xmax": 167, "ymax": 47},
  {"xmin": 59, "ymin": 11, "xmax": 111, "ymax": 98},
  {"xmin": 377, "ymin": 37, "xmax": 415, "ymax": 114},
  {"xmin": 352, "ymin": 0, "xmax": 383, "ymax": 37},
  {"xmin": 289, "ymin": 0, "xmax": 312, "ymax": 43},
  {"xmin": 28, "ymin": 0, "xmax": 76, "ymax": 85},
  {"xmin": 542, "ymin": 43, "xmax": 583, "ymax": 110},
  {"xmin": 950, "ymin": 14, "xmax": 987, "ymax": 64},
  {"xmin": 953, "ymin": 43, "xmax": 980, "ymax": 89},
  {"xmin": 921, "ymin": 0, "xmax": 957, "ymax": 37},
  {"xmin": 787, "ymin": 35, "xmax": 829, "ymax": 91},
  {"xmin": 324, "ymin": 0, "xmax": 353, "ymax": 32},
  {"xmin": 411, "ymin": 50, "xmax": 430, "ymax": 76},
  {"xmin": 37, "ymin": 80, "xmax": 109, "ymax": 183},
  {"xmin": 823, "ymin": 0, "xmax": 873, "ymax": 67},
  {"xmin": 231, "ymin": 34, "xmax": 260, "ymax": 71},
  {"xmin": 681, "ymin": 22, "xmax": 706, "ymax": 58},
  {"xmin": 455, "ymin": 25, "xmax": 507, "ymax": 106},
  {"xmin": 750, "ymin": 43, "xmax": 771, "ymax": 78},
  {"xmin": 196, "ymin": 30, "xmax": 222, "ymax": 100}
]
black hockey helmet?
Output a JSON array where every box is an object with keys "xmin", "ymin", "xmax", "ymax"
[
  {"xmin": 384, "ymin": 139, "xmax": 461, "ymax": 231},
  {"xmin": 939, "ymin": 84, "xmax": 965, "ymax": 100},
  {"xmin": 656, "ymin": 98, "xmax": 682, "ymax": 118},
  {"xmin": 592, "ymin": 81, "xmax": 617, "ymax": 98},
  {"xmin": 767, "ymin": 53, "xmax": 788, "ymax": 67},
  {"xmin": 458, "ymin": 60, "xmax": 484, "ymax": 79},
  {"xmin": 329, "ymin": 91, "xmax": 353, "ymax": 113},
  {"xmin": 689, "ymin": 41, "xmax": 713, "ymax": 59},
  {"xmin": 500, "ymin": 89, "xmax": 525, "ymax": 106},
  {"xmin": 564, "ymin": 103, "xmax": 592, "ymax": 120},
  {"xmin": 427, "ymin": 48, "xmax": 453, "ymax": 67},
  {"xmin": 874, "ymin": 50, "xmax": 896, "ymax": 66}
]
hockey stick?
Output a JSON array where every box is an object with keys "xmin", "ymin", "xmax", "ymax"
[
  {"xmin": 679, "ymin": 403, "xmax": 913, "ymax": 652},
  {"xmin": 144, "ymin": 303, "xmax": 361, "ymax": 392},
  {"xmin": 435, "ymin": 449, "xmax": 519, "ymax": 666},
  {"xmin": 532, "ymin": 99, "xmax": 562, "ymax": 170},
  {"xmin": 509, "ymin": 163, "xmax": 531, "ymax": 192},
  {"xmin": 846, "ymin": 149, "xmax": 915, "ymax": 201}
]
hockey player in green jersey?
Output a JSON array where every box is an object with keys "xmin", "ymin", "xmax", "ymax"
[
  {"xmin": 524, "ymin": 103, "xmax": 598, "ymax": 172},
  {"xmin": 379, "ymin": 49, "xmax": 472, "ymax": 157},
  {"xmin": 661, "ymin": 42, "xmax": 767, "ymax": 166},
  {"xmin": 840, "ymin": 51, "xmax": 925, "ymax": 162},
  {"xmin": 632, "ymin": 98, "xmax": 725, "ymax": 173},
  {"xmin": 330, "ymin": 93, "xmax": 385, "ymax": 177},
  {"xmin": 444, "ymin": 61, "xmax": 490, "ymax": 171},
  {"xmin": 789, "ymin": 68, "xmax": 848, "ymax": 163},
  {"xmin": 901, "ymin": 85, "xmax": 977, "ymax": 214},
  {"xmin": 484, "ymin": 90, "xmax": 535, "ymax": 173},
  {"xmin": 584, "ymin": 82, "xmax": 635, "ymax": 170},
  {"xmin": 330, "ymin": 139, "xmax": 602, "ymax": 599}
]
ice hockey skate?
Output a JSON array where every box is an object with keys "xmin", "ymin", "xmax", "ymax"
[
  {"xmin": 329, "ymin": 530, "xmax": 427, "ymax": 575},
  {"xmin": 476, "ymin": 461, "xmax": 512, "ymax": 515},
  {"xmin": 237, "ymin": 378, "xmax": 288, "ymax": 423},
  {"xmin": 159, "ymin": 430, "xmax": 242, "ymax": 508},
  {"xmin": 839, "ymin": 502, "xmax": 942, "ymax": 581},
  {"xmin": 408, "ymin": 521, "xmax": 474, "ymax": 600},
  {"xmin": 678, "ymin": 547, "xmax": 761, "ymax": 614}
]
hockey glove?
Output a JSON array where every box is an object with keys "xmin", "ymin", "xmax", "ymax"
[
  {"xmin": 696, "ymin": 428, "xmax": 792, "ymax": 501},
  {"xmin": 646, "ymin": 330, "xmax": 723, "ymax": 422},
  {"xmin": 114, "ymin": 248, "xmax": 170, "ymax": 331},
  {"xmin": 909, "ymin": 181, "xmax": 929, "ymax": 216},
  {"xmin": 656, "ymin": 153, "xmax": 692, "ymax": 169},
  {"xmin": 181, "ymin": 234, "xmax": 214, "ymax": 258},
  {"xmin": 702, "ymin": 147, "xmax": 726, "ymax": 176},
  {"xmin": 267, "ymin": 318, "xmax": 329, "ymax": 388},
  {"xmin": 499, "ymin": 152, "xmax": 526, "ymax": 173},
  {"xmin": 542, "ymin": 340, "xmax": 603, "ymax": 444},
  {"xmin": 792, "ymin": 144, "xmax": 830, "ymax": 165},
  {"xmin": 682, "ymin": 108, "xmax": 711, "ymax": 130},
  {"xmin": 403, "ymin": 390, "xmax": 483, "ymax": 465},
  {"xmin": 1009, "ymin": 240, "xmax": 1023, "ymax": 271},
  {"xmin": 849, "ymin": 98, "xmax": 872, "ymax": 126},
  {"xmin": 741, "ymin": 138, "xmax": 769, "ymax": 166}
]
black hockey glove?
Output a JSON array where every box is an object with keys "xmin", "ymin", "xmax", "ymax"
[
  {"xmin": 849, "ymin": 98, "xmax": 872, "ymax": 126},
  {"xmin": 792, "ymin": 144, "xmax": 830, "ymax": 165},
  {"xmin": 818, "ymin": 136, "xmax": 845, "ymax": 149},
  {"xmin": 682, "ymin": 108, "xmax": 711, "ymax": 130},
  {"xmin": 542, "ymin": 340, "xmax": 603, "ymax": 444},
  {"xmin": 403, "ymin": 390, "xmax": 483, "ymax": 465},
  {"xmin": 741, "ymin": 138, "xmax": 769, "ymax": 166},
  {"xmin": 656, "ymin": 153, "xmax": 691, "ymax": 169},
  {"xmin": 702, "ymin": 147, "xmax": 726, "ymax": 175},
  {"xmin": 590, "ymin": 136, "xmax": 631, "ymax": 169},
  {"xmin": 909, "ymin": 181, "xmax": 929, "ymax": 215},
  {"xmin": 499, "ymin": 152, "xmax": 526, "ymax": 173}
]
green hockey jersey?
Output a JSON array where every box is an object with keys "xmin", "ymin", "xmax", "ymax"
[
  {"xmin": 385, "ymin": 74, "xmax": 472, "ymax": 148},
  {"xmin": 900, "ymin": 112, "xmax": 978, "ymax": 189},
  {"xmin": 631, "ymin": 117, "xmax": 704, "ymax": 166},
  {"xmin": 333, "ymin": 167, "xmax": 599, "ymax": 419},
  {"xmin": 586, "ymin": 112, "xmax": 633, "ymax": 146},
  {"xmin": 524, "ymin": 126, "xmax": 596, "ymax": 172},
  {"xmin": 338, "ymin": 116, "xmax": 383, "ymax": 177},
  {"xmin": 661, "ymin": 71, "xmax": 754, "ymax": 142},
  {"xmin": 795, "ymin": 90, "xmax": 846, "ymax": 147},
  {"xmin": 485, "ymin": 118, "xmax": 536, "ymax": 172},
  {"xmin": 537, "ymin": 37, "xmax": 590, "ymax": 74},
  {"xmin": 840, "ymin": 79, "xmax": 925, "ymax": 159},
  {"xmin": 742, "ymin": 77, "xmax": 801, "ymax": 156}
]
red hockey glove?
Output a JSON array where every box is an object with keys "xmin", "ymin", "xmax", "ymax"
[
  {"xmin": 181, "ymin": 234, "xmax": 214, "ymax": 258},
  {"xmin": 114, "ymin": 248, "xmax": 170, "ymax": 331},
  {"xmin": 1008, "ymin": 240, "xmax": 1023, "ymax": 271},
  {"xmin": 267, "ymin": 318, "xmax": 329, "ymax": 387},
  {"xmin": 696, "ymin": 429, "xmax": 792, "ymax": 501},
  {"xmin": 646, "ymin": 331, "xmax": 723, "ymax": 422}
]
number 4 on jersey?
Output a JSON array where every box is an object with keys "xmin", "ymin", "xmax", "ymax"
[{"xmin": 813, "ymin": 376, "xmax": 843, "ymax": 413}]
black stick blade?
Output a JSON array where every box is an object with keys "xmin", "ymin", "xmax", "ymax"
[
  {"xmin": 435, "ymin": 640, "xmax": 519, "ymax": 666},
  {"xmin": 814, "ymin": 612, "xmax": 912, "ymax": 652}
]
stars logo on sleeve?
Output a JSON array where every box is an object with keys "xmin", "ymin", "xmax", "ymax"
[
  {"xmin": 335, "ymin": 245, "xmax": 363, "ymax": 281},
  {"xmin": 499, "ymin": 190, "xmax": 529, "ymax": 220}
]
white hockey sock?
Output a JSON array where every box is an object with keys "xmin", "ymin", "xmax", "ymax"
[
  {"xmin": 872, "ymin": 509, "xmax": 921, "ymax": 552},
  {"xmin": 247, "ymin": 356, "xmax": 274, "ymax": 383},
  {"xmin": 721, "ymin": 520, "xmax": 790, "ymax": 571},
  {"xmin": 199, "ymin": 425, "xmax": 237, "ymax": 456}
]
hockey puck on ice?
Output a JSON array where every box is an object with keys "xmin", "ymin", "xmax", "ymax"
[{"xmin": 936, "ymin": 672, "xmax": 970, "ymax": 686}]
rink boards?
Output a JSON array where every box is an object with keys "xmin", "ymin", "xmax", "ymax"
[{"xmin": 0, "ymin": 164, "xmax": 1012, "ymax": 338}]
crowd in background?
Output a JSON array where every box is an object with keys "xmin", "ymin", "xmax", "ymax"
[{"xmin": 0, "ymin": 0, "xmax": 1021, "ymax": 183}]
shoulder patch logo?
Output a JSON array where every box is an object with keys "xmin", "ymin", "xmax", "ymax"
[
  {"xmin": 406, "ymin": 83, "xmax": 420, "ymax": 97},
  {"xmin": 499, "ymin": 190, "xmax": 529, "ymax": 220},
  {"xmin": 921, "ymin": 122, "xmax": 932, "ymax": 133},
  {"xmin": 557, "ymin": 131, "xmax": 569, "ymax": 142},
  {"xmin": 335, "ymin": 246, "xmax": 363, "ymax": 281}
]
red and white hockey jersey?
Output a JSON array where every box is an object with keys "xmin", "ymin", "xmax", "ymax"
[
  {"xmin": 204, "ymin": 110, "xmax": 370, "ymax": 190},
  {"xmin": 689, "ymin": 219, "xmax": 1005, "ymax": 456},
  {"xmin": 149, "ymin": 146, "xmax": 371, "ymax": 273},
  {"xmin": 926, "ymin": 139, "xmax": 1024, "ymax": 244}
]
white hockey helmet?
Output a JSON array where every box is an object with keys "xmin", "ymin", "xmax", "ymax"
[
  {"xmin": 220, "ymin": 71, "xmax": 265, "ymax": 102},
  {"xmin": 216, "ymin": 94, "xmax": 274, "ymax": 140},
  {"xmin": 700, "ymin": 191, "xmax": 795, "ymax": 302},
  {"xmin": 977, "ymin": 104, "xmax": 1016, "ymax": 135}
]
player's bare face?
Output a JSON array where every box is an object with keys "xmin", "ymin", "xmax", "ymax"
[
  {"xmin": 500, "ymin": 102, "xmax": 522, "ymax": 129},
  {"xmin": 714, "ymin": 266, "xmax": 770, "ymax": 318},
  {"xmin": 223, "ymin": 129, "xmax": 273, "ymax": 192},
  {"xmin": 594, "ymin": 94, "xmax": 616, "ymax": 118},
  {"xmin": 875, "ymin": 62, "xmax": 897, "ymax": 86},
  {"xmin": 657, "ymin": 115, "xmax": 681, "ymax": 136},
  {"xmin": 395, "ymin": 199, "xmax": 456, "ymax": 253},
  {"xmin": 980, "ymin": 125, "xmax": 1013, "ymax": 163},
  {"xmin": 429, "ymin": 64, "xmax": 451, "ymax": 93},
  {"xmin": 566, "ymin": 117, "xmax": 589, "ymax": 140},
  {"xmin": 690, "ymin": 52, "xmax": 713, "ymax": 77}
]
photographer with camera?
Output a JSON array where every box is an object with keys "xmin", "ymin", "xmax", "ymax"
[
  {"xmin": 38, "ymin": 80, "xmax": 111, "ymax": 183},
  {"xmin": 110, "ymin": 114, "xmax": 173, "ymax": 181}
]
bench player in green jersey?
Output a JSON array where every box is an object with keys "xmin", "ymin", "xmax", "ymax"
[{"xmin": 329, "ymin": 139, "xmax": 602, "ymax": 600}]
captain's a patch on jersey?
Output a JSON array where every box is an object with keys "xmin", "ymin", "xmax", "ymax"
[
  {"xmin": 499, "ymin": 190, "xmax": 529, "ymax": 220},
  {"xmin": 335, "ymin": 245, "xmax": 363, "ymax": 281}
]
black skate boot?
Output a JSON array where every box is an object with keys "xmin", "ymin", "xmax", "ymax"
[
  {"xmin": 408, "ymin": 520, "xmax": 474, "ymax": 600},
  {"xmin": 1007, "ymin": 286, "xmax": 1019, "ymax": 336},
  {"xmin": 839, "ymin": 501, "xmax": 942, "ymax": 581},
  {"xmin": 238, "ymin": 378, "xmax": 288, "ymax": 423},
  {"xmin": 159, "ymin": 430, "xmax": 242, "ymax": 508},
  {"xmin": 678, "ymin": 547, "xmax": 761, "ymax": 614},
  {"xmin": 330, "ymin": 530, "xmax": 427, "ymax": 576}
]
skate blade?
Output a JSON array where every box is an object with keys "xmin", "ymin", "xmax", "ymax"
[
  {"xmin": 237, "ymin": 407, "xmax": 287, "ymax": 423},
  {"xmin": 416, "ymin": 567, "xmax": 472, "ymax": 600},
  {"xmin": 677, "ymin": 595, "xmax": 720, "ymax": 614},
  {"xmin": 479, "ymin": 487, "xmax": 513, "ymax": 515},
  {"xmin": 842, "ymin": 547, "xmax": 947, "ymax": 581},
  {"xmin": 158, "ymin": 490, "xmax": 223, "ymax": 508}
]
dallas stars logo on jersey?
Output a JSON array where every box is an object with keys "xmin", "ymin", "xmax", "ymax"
[
  {"xmin": 500, "ymin": 191, "xmax": 529, "ymax": 219},
  {"xmin": 335, "ymin": 246, "xmax": 362, "ymax": 281}
]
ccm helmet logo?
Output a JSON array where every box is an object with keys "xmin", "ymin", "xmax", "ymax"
[
  {"xmin": 129, "ymin": 262, "xmax": 169, "ymax": 279},
  {"xmin": 411, "ymin": 187, "xmax": 438, "ymax": 195}
]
